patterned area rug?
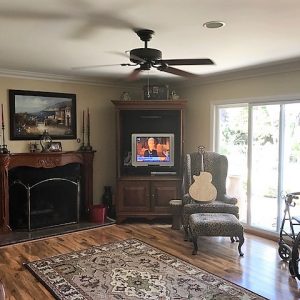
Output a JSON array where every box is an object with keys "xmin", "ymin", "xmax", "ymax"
[{"xmin": 25, "ymin": 239, "xmax": 266, "ymax": 300}]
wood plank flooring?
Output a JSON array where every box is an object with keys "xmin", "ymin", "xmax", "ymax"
[{"xmin": 0, "ymin": 222, "xmax": 299, "ymax": 299}]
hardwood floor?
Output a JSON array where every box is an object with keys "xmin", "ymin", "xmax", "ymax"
[{"xmin": 0, "ymin": 222, "xmax": 299, "ymax": 299}]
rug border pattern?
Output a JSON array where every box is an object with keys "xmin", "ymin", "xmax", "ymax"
[{"xmin": 24, "ymin": 238, "xmax": 267, "ymax": 300}]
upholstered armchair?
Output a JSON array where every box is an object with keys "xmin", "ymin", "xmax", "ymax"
[{"xmin": 182, "ymin": 151, "xmax": 239, "ymax": 240}]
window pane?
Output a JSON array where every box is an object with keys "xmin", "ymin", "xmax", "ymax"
[
  {"xmin": 282, "ymin": 103, "xmax": 300, "ymax": 219},
  {"xmin": 217, "ymin": 106, "xmax": 248, "ymax": 222},
  {"xmin": 251, "ymin": 105, "xmax": 280, "ymax": 231}
]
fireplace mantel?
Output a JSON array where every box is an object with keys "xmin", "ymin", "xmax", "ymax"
[{"xmin": 0, "ymin": 151, "xmax": 95, "ymax": 233}]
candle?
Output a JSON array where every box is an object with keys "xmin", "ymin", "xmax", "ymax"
[
  {"xmin": 1, "ymin": 104, "xmax": 3, "ymax": 126},
  {"xmin": 87, "ymin": 108, "xmax": 90, "ymax": 131},
  {"xmin": 82, "ymin": 110, "xmax": 85, "ymax": 132}
]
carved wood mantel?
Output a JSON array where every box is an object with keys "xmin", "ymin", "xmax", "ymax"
[{"xmin": 0, "ymin": 151, "xmax": 95, "ymax": 233}]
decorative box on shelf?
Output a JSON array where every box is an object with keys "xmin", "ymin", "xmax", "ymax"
[{"xmin": 143, "ymin": 85, "xmax": 169, "ymax": 100}]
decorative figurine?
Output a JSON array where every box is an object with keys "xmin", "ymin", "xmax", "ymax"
[
  {"xmin": 120, "ymin": 92, "xmax": 131, "ymax": 101},
  {"xmin": 171, "ymin": 90, "xmax": 179, "ymax": 100},
  {"xmin": 40, "ymin": 130, "xmax": 52, "ymax": 152},
  {"xmin": 29, "ymin": 142, "xmax": 39, "ymax": 153}
]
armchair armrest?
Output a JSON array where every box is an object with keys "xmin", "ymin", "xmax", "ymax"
[
  {"xmin": 183, "ymin": 193, "xmax": 194, "ymax": 205},
  {"xmin": 220, "ymin": 194, "xmax": 238, "ymax": 205},
  {"xmin": 183, "ymin": 193, "xmax": 237, "ymax": 205}
]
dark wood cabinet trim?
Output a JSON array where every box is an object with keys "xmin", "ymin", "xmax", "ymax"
[{"xmin": 112, "ymin": 100, "xmax": 185, "ymax": 223}]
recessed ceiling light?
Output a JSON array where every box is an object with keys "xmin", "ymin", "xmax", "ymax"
[{"xmin": 203, "ymin": 21, "xmax": 226, "ymax": 29}]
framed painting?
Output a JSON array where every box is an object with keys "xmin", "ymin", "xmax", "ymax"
[{"xmin": 9, "ymin": 90, "xmax": 77, "ymax": 140}]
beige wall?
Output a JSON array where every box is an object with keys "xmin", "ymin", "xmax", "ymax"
[
  {"xmin": 0, "ymin": 75, "xmax": 139, "ymax": 203},
  {"xmin": 180, "ymin": 70, "xmax": 300, "ymax": 153},
  {"xmin": 3, "ymin": 70, "xmax": 300, "ymax": 202}
]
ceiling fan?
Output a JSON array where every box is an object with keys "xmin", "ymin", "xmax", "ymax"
[
  {"xmin": 122, "ymin": 29, "xmax": 214, "ymax": 80},
  {"xmin": 75, "ymin": 29, "xmax": 214, "ymax": 80}
]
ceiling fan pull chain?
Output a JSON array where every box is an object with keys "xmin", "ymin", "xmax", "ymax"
[{"xmin": 147, "ymin": 71, "xmax": 150, "ymax": 98}]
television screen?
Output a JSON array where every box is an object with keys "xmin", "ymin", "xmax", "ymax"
[{"xmin": 131, "ymin": 133, "xmax": 174, "ymax": 167}]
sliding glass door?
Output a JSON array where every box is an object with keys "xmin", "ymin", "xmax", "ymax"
[
  {"xmin": 216, "ymin": 105, "xmax": 248, "ymax": 223},
  {"xmin": 215, "ymin": 101, "xmax": 300, "ymax": 232},
  {"xmin": 250, "ymin": 104, "xmax": 280, "ymax": 231},
  {"xmin": 281, "ymin": 103, "xmax": 300, "ymax": 217}
]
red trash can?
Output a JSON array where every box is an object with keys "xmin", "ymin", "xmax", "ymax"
[{"xmin": 90, "ymin": 205, "xmax": 107, "ymax": 223}]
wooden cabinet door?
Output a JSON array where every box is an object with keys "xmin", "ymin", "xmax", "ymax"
[
  {"xmin": 151, "ymin": 181, "xmax": 179, "ymax": 213},
  {"xmin": 118, "ymin": 181, "xmax": 150, "ymax": 212}
]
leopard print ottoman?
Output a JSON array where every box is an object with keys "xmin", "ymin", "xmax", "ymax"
[{"xmin": 189, "ymin": 213, "xmax": 244, "ymax": 256}]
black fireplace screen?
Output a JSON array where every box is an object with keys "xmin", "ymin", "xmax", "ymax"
[{"xmin": 9, "ymin": 164, "xmax": 81, "ymax": 231}]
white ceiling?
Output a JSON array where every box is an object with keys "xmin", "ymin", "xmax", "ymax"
[{"xmin": 1, "ymin": 0, "xmax": 300, "ymax": 83}]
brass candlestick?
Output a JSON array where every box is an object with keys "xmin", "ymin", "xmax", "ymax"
[
  {"xmin": 0, "ymin": 104, "xmax": 9, "ymax": 154},
  {"xmin": 85, "ymin": 108, "xmax": 93, "ymax": 151},
  {"xmin": 78, "ymin": 109, "xmax": 87, "ymax": 151}
]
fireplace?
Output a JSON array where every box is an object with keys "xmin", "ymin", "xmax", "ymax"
[
  {"xmin": 0, "ymin": 151, "xmax": 95, "ymax": 234},
  {"xmin": 9, "ymin": 164, "xmax": 81, "ymax": 230}
]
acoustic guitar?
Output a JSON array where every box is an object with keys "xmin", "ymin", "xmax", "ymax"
[{"xmin": 188, "ymin": 146, "xmax": 217, "ymax": 202}]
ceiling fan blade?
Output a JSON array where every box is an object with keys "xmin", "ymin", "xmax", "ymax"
[
  {"xmin": 157, "ymin": 66, "xmax": 197, "ymax": 78},
  {"xmin": 109, "ymin": 51, "xmax": 130, "ymax": 59},
  {"xmin": 126, "ymin": 68, "xmax": 142, "ymax": 81},
  {"xmin": 159, "ymin": 58, "xmax": 214, "ymax": 66},
  {"xmin": 0, "ymin": 10, "xmax": 69, "ymax": 20},
  {"xmin": 71, "ymin": 13, "xmax": 135, "ymax": 39},
  {"xmin": 109, "ymin": 51, "xmax": 146, "ymax": 63},
  {"xmin": 72, "ymin": 63, "xmax": 132, "ymax": 70}
]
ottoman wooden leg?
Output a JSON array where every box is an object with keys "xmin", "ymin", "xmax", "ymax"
[
  {"xmin": 183, "ymin": 225, "xmax": 189, "ymax": 241},
  {"xmin": 172, "ymin": 213, "xmax": 182, "ymax": 230},
  {"xmin": 191, "ymin": 236, "xmax": 198, "ymax": 255},
  {"xmin": 238, "ymin": 235, "xmax": 245, "ymax": 256}
]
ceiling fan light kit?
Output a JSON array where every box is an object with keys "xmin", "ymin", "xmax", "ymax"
[{"xmin": 130, "ymin": 48, "xmax": 162, "ymax": 65}]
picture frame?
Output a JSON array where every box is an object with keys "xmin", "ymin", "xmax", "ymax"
[
  {"xmin": 49, "ymin": 141, "xmax": 62, "ymax": 152},
  {"xmin": 9, "ymin": 90, "xmax": 77, "ymax": 140},
  {"xmin": 143, "ymin": 85, "xmax": 169, "ymax": 100}
]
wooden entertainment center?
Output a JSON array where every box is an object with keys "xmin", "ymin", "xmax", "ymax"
[{"xmin": 112, "ymin": 100, "xmax": 186, "ymax": 223}]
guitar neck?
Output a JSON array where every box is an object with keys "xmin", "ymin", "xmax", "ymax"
[{"xmin": 198, "ymin": 146, "xmax": 205, "ymax": 172}]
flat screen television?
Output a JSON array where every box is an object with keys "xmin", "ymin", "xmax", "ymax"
[{"xmin": 131, "ymin": 133, "xmax": 175, "ymax": 167}]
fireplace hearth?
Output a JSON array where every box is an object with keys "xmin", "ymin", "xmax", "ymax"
[
  {"xmin": 0, "ymin": 151, "xmax": 116, "ymax": 247},
  {"xmin": 0, "ymin": 219, "xmax": 115, "ymax": 247}
]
